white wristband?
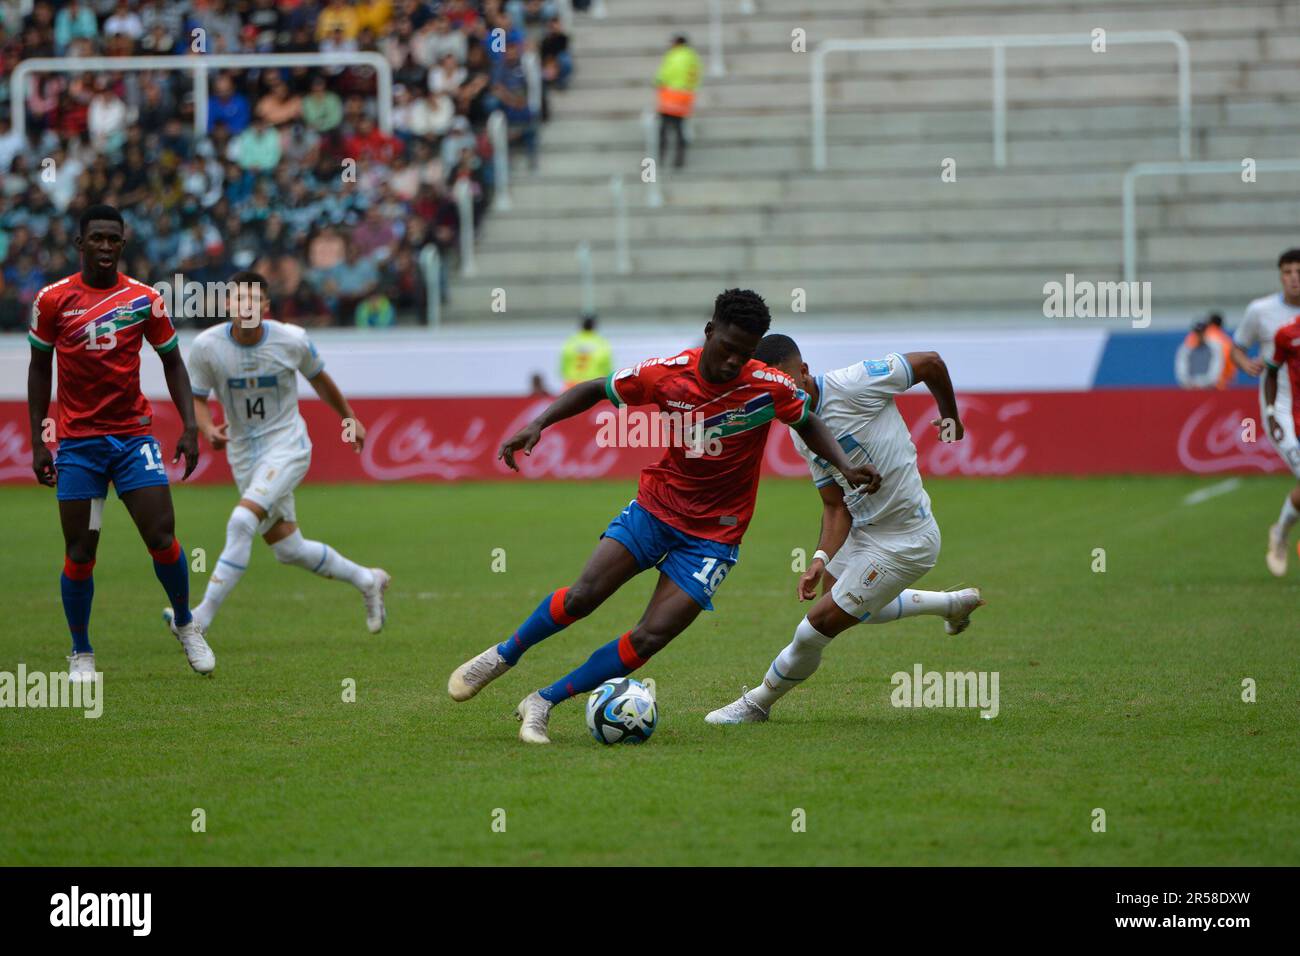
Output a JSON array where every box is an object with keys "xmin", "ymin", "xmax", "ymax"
[{"xmin": 812, "ymin": 549, "xmax": 831, "ymax": 566}]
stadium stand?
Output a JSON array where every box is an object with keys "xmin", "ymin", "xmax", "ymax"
[
  {"xmin": 445, "ymin": 0, "xmax": 1300, "ymax": 326},
  {"xmin": 0, "ymin": 0, "xmax": 573, "ymax": 330}
]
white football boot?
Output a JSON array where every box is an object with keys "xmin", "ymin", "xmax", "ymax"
[
  {"xmin": 944, "ymin": 587, "xmax": 985, "ymax": 635},
  {"xmin": 363, "ymin": 568, "xmax": 391, "ymax": 634},
  {"xmin": 516, "ymin": 691, "xmax": 553, "ymax": 744},
  {"xmin": 705, "ymin": 690, "xmax": 769, "ymax": 725},
  {"xmin": 1266, "ymin": 524, "xmax": 1288, "ymax": 577},
  {"xmin": 448, "ymin": 644, "xmax": 512, "ymax": 701},
  {"xmin": 67, "ymin": 652, "xmax": 97, "ymax": 684},
  {"xmin": 169, "ymin": 613, "xmax": 215, "ymax": 674}
]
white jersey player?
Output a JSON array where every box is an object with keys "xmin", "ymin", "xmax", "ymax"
[
  {"xmin": 707, "ymin": 335, "xmax": 983, "ymax": 724},
  {"xmin": 1228, "ymin": 249, "xmax": 1300, "ymax": 576},
  {"xmin": 163, "ymin": 272, "xmax": 389, "ymax": 640}
]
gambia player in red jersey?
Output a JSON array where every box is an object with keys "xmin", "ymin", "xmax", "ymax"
[
  {"xmin": 1264, "ymin": 312, "xmax": 1300, "ymax": 570},
  {"xmin": 27, "ymin": 204, "xmax": 214, "ymax": 681},
  {"xmin": 447, "ymin": 289, "xmax": 881, "ymax": 743}
]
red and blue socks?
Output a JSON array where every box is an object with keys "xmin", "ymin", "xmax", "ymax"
[
  {"xmin": 498, "ymin": 586, "xmax": 580, "ymax": 665},
  {"xmin": 150, "ymin": 539, "xmax": 192, "ymax": 628},
  {"xmin": 60, "ymin": 557, "xmax": 95, "ymax": 654},
  {"xmin": 538, "ymin": 631, "xmax": 647, "ymax": 704}
]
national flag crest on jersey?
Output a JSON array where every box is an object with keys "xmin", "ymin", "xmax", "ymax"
[{"xmin": 70, "ymin": 295, "xmax": 153, "ymax": 345}]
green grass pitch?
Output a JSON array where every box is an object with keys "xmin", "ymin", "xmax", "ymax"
[{"xmin": 1, "ymin": 475, "xmax": 1296, "ymax": 866}]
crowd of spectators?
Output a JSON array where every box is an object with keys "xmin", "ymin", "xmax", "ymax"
[{"xmin": 0, "ymin": 0, "xmax": 576, "ymax": 330}]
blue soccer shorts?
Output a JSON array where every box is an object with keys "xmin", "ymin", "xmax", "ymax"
[
  {"xmin": 601, "ymin": 499, "xmax": 739, "ymax": 611},
  {"xmin": 55, "ymin": 434, "xmax": 171, "ymax": 501}
]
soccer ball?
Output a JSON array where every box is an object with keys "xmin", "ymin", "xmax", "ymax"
[{"xmin": 586, "ymin": 678, "xmax": 657, "ymax": 745}]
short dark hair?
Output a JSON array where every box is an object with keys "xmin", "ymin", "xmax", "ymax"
[
  {"xmin": 581, "ymin": 314, "xmax": 596, "ymax": 332},
  {"xmin": 229, "ymin": 270, "xmax": 268, "ymax": 294},
  {"xmin": 1279, "ymin": 248, "xmax": 1300, "ymax": 268},
  {"xmin": 712, "ymin": 288, "xmax": 771, "ymax": 337},
  {"xmin": 79, "ymin": 203, "xmax": 123, "ymax": 236},
  {"xmin": 755, "ymin": 333, "xmax": 801, "ymax": 367}
]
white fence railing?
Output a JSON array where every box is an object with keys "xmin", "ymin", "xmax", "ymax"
[
  {"xmin": 708, "ymin": 0, "xmax": 757, "ymax": 78},
  {"xmin": 10, "ymin": 53, "xmax": 394, "ymax": 140},
  {"xmin": 487, "ymin": 110, "xmax": 512, "ymax": 212},
  {"xmin": 1122, "ymin": 160, "xmax": 1300, "ymax": 284},
  {"xmin": 418, "ymin": 244, "xmax": 442, "ymax": 328},
  {"xmin": 810, "ymin": 31, "xmax": 1191, "ymax": 171}
]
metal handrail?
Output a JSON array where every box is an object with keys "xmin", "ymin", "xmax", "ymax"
[
  {"xmin": 1122, "ymin": 160, "xmax": 1300, "ymax": 283},
  {"xmin": 810, "ymin": 32, "xmax": 1191, "ymax": 171}
]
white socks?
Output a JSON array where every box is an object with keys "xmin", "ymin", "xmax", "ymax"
[
  {"xmin": 1278, "ymin": 496, "xmax": 1300, "ymax": 536},
  {"xmin": 749, "ymin": 617, "xmax": 832, "ymax": 709},
  {"xmin": 863, "ymin": 589, "xmax": 952, "ymax": 624},
  {"xmin": 193, "ymin": 506, "xmax": 260, "ymax": 629},
  {"xmin": 746, "ymin": 590, "xmax": 958, "ymax": 712},
  {"xmin": 271, "ymin": 530, "xmax": 374, "ymax": 591}
]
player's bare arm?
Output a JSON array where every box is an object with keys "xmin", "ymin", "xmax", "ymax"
[
  {"xmin": 1263, "ymin": 363, "xmax": 1283, "ymax": 443},
  {"xmin": 1230, "ymin": 343, "xmax": 1264, "ymax": 377},
  {"xmin": 905, "ymin": 350, "xmax": 965, "ymax": 441},
  {"xmin": 27, "ymin": 343, "xmax": 56, "ymax": 486},
  {"xmin": 193, "ymin": 396, "xmax": 228, "ymax": 450},
  {"xmin": 498, "ymin": 377, "xmax": 606, "ymax": 471},
  {"xmin": 159, "ymin": 346, "xmax": 199, "ymax": 479},
  {"xmin": 799, "ymin": 481, "xmax": 850, "ymax": 601},
  {"xmin": 308, "ymin": 370, "xmax": 364, "ymax": 452},
  {"xmin": 793, "ymin": 412, "xmax": 881, "ymax": 493}
]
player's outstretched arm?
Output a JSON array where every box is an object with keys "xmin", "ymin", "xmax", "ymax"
[
  {"xmin": 793, "ymin": 412, "xmax": 881, "ymax": 493},
  {"xmin": 499, "ymin": 377, "xmax": 606, "ymax": 471},
  {"xmin": 27, "ymin": 344, "xmax": 56, "ymax": 487},
  {"xmin": 159, "ymin": 347, "xmax": 200, "ymax": 479},
  {"xmin": 906, "ymin": 350, "xmax": 964, "ymax": 442},
  {"xmin": 308, "ymin": 370, "xmax": 364, "ymax": 452}
]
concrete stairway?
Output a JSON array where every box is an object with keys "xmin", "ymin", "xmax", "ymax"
[{"xmin": 443, "ymin": 0, "xmax": 1300, "ymax": 326}]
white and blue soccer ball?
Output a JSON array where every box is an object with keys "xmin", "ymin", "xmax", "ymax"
[{"xmin": 586, "ymin": 677, "xmax": 658, "ymax": 745}]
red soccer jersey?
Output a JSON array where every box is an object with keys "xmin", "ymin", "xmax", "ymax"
[
  {"xmin": 604, "ymin": 348, "xmax": 810, "ymax": 544},
  {"xmin": 28, "ymin": 272, "xmax": 179, "ymax": 440},
  {"xmin": 1269, "ymin": 318, "xmax": 1300, "ymax": 434}
]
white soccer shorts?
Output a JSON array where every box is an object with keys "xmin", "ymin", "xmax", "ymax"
[
  {"xmin": 825, "ymin": 519, "xmax": 942, "ymax": 621},
  {"xmin": 231, "ymin": 446, "xmax": 311, "ymax": 535},
  {"xmin": 1265, "ymin": 401, "xmax": 1300, "ymax": 479}
]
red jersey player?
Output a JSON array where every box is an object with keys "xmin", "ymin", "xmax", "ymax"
[
  {"xmin": 27, "ymin": 204, "xmax": 214, "ymax": 681},
  {"xmin": 447, "ymin": 289, "xmax": 881, "ymax": 743},
  {"xmin": 1263, "ymin": 312, "xmax": 1300, "ymax": 571}
]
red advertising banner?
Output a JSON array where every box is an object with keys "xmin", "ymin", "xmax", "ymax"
[{"xmin": 0, "ymin": 389, "xmax": 1282, "ymax": 485}]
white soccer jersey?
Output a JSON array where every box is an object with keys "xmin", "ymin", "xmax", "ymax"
[
  {"xmin": 1236, "ymin": 293, "xmax": 1300, "ymax": 409},
  {"xmin": 789, "ymin": 353, "xmax": 932, "ymax": 532},
  {"xmin": 187, "ymin": 320, "xmax": 323, "ymax": 469}
]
